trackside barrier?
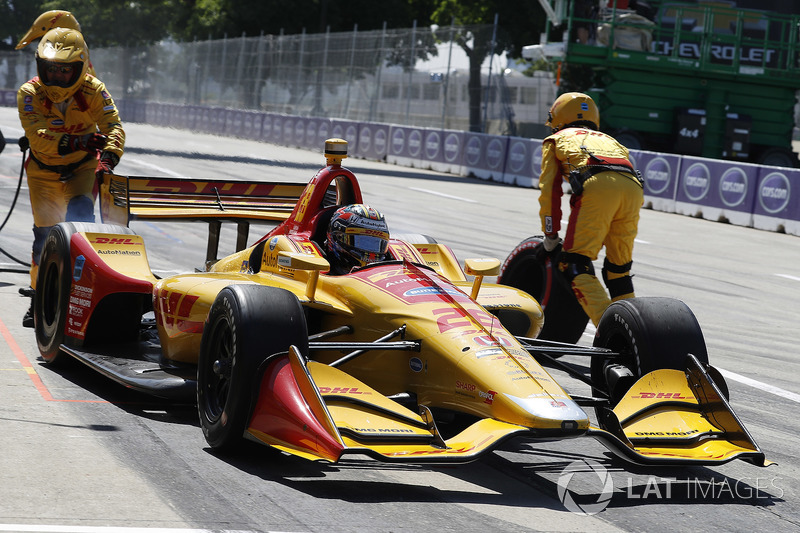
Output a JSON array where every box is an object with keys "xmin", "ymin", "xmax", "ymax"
[{"xmin": 2, "ymin": 93, "xmax": 798, "ymax": 235}]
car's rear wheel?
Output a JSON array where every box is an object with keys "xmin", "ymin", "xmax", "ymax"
[
  {"xmin": 591, "ymin": 297, "xmax": 727, "ymax": 412},
  {"xmin": 197, "ymin": 285, "xmax": 309, "ymax": 451},
  {"xmin": 35, "ymin": 222, "xmax": 134, "ymax": 364},
  {"xmin": 498, "ymin": 236, "xmax": 589, "ymax": 344}
]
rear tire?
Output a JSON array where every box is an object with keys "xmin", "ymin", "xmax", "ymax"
[
  {"xmin": 197, "ymin": 285, "xmax": 309, "ymax": 451},
  {"xmin": 35, "ymin": 222, "xmax": 134, "ymax": 364},
  {"xmin": 498, "ymin": 236, "xmax": 588, "ymax": 343}
]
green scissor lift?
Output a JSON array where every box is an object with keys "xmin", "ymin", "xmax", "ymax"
[{"xmin": 541, "ymin": 0, "xmax": 800, "ymax": 167}]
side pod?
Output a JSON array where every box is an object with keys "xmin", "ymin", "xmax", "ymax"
[{"xmin": 588, "ymin": 355, "xmax": 771, "ymax": 467}]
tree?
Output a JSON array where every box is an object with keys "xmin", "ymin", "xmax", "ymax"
[{"xmin": 430, "ymin": 0, "xmax": 547, "ymax": 132}]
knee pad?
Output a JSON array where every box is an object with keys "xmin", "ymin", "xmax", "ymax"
[
  {"xmin": 558, "ymin": 252, "xmax": 595, "ymax": 283},
  {"xmin": 66, "ymin": 195, "xmax": 95, "ymax": 222},
  {"xmin": 32, "ymin": 225, "xmax": 54, "ymax": 265},
  {"xmin": 602, "ymin": 258, "xmax": 634, "ymax": 299}
]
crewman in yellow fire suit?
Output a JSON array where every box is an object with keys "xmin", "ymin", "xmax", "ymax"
[
  {"xmin": 15, "ymin": 10, "xmax": 97, "ymax": 77},
  {"xmin": 18, "ymin": 28, "xmax": 124, "ymax": 327},
  {"xmin": 538, "ymin": 92, "xmax": 643, "ymax": 325}
]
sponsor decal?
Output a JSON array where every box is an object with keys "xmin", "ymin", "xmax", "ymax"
[
  {"xmin": 444, "ymin": 133, "xmax": 461, "ymax": 163},
  {"xmin": 351, "ymin": 428, "xmax": 415, "ymax": 434},
  {"xmin": 72, "ymin": 255, "xmax": 85, "ymax": 281},
  {"xmin": 644, "ymin": 157, "xmax": 672, "ymax": 195},
  {"xmin": 409, "ymin": 357, "xmax": 423, "ymax": 372},
  {"xmin": 633, "ymin": 429, "xmax": 699, "ymax": 437},
  {"xmin": 102, "ymin": 91, "xmax": 110, "ymax": 99},
  {"xmin": 24, "ymin": 95, "xmax": 33, "ymax": 103},
  {"xmin": 24, "ymin": 105, "xmax": 33, "ymax": 112},
  {"xmin": 719, "ymin": 167, "xmax": 748, "ymax": 207},
  {"xmin": 683, "ymin": 162, "xmax": 710, "ymax": 201},
  {"xmin": 51, "ymin": 119, "xmax": 65, "ymax": 126},
  {"xmin": 630, "ymin": 392, "xmax": 692, "ymax": 400},
  {"xmin": 486, "ymin": 138, "xmax": 505, "ymax": 169},
  {"xmin": 475, "ymin": 348, "xmax": 504, "ymax": 359},
  {"xmin": 408, "ymin": 129, "xmax": 423, "ymax": 158},
  {"xmin": 269, "ymin": 237, "xmax": 279, "ymax": 251},
  {"xmin": 455, "ymin": 380, "xmax": 476, "ymax": 391},
  {"xmin": 103, "ymin": 105, "xmax": 115, "ymax": 112},
  {"xmin": 758, "ymin": 172, "xmax": 791, "ymax": 214},
  {"xmin": 508, "ymin": 140, "xmax": 528, "ymax": 174},
  {"xmin": 318, "ymin": 386, "xmax": 367, "ymax": 395},
  {"xmin": 425, "ymin": 130, "xmax": 441, "ymax": 160},
  {"xmin": 465, "ymin": 136, "xmax": 482, "ymax": 166},
  {"xmin": 374, "ymin": 128, "xmax": 387, "ymax": 154},
  {"xmin": 479, "ymin": 389, "xmax": 497, "ymax": 404},
  {"xmin": 91, "ymin": 237, "xmax": 141, "ymax": 245}
]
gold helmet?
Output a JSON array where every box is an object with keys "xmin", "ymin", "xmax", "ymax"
[
  {"xmin": 546, "ymin": 92, "xmax": 600, "ymax": 133},
  {"xmin": 35, "ymin": 28, "xmax": 89, "ymax": 103},
  {"xmin": 16, "ymin": 10, "xmax": 82, "ymax": 50}
]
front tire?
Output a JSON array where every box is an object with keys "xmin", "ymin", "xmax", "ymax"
[
  {"xmin": 498, "ymin": 236, "xmax": 589, "ymax": 343},
  {"xmin": 591, "ymin": 297, "xmax": 712, "ymax": 408},
  {"xmin": 197, "ymin": 285, "xmax": 309, "ymax": 451}
]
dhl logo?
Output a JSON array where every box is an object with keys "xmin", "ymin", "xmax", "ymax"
[
  {"xmin": 91, "ymin": 237, "xmax": 141, "ymax": 245},
  {"xmin": 154, "ymin": 288, "xmax": 202, "ymax": 333},
  {"xmin": 141, "ymin": 180, "xmax": 280, "ymax": 196},
  {"xmin": 630, "ymin": 392, "xmax": 693, "ymax": 400},
  {"xmin": 318, "ymin": 387, "xmax": 368, "ymax": 395}
]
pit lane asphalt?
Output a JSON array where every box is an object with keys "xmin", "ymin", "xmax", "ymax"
[{"xmin": 0, "ymin": 107, "xmax": 798, "ymax": 533}]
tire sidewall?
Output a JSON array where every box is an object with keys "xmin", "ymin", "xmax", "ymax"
[{"xmin": 197, "ymin": 285, "xmax": 308, "ymax": 450}]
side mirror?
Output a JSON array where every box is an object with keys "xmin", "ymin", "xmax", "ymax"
[{"xmin": 464, "ymin": 258, "xmax": 501, "ymax": 300}]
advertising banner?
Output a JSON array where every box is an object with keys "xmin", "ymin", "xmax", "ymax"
[
  {"xmin": 504, "ymin": 138, "xmax": 537, "ymax": 188},
  {"xmin": 463, "ymin": 133, "xmax": 508, "ymax": 182},
  {"xmin": 752, "ymin": 167, "xmax": 800, "ymax": 235},
  {"xmin": 637, "ymin": 150, "xmax": 682, "ymax": 212},
  {"xmin": 675, "ymin": 156, "xmax": 758, "ymax": 226},
  {"xmin": 353, "ymin": 122, "xmax": 389, "ymax": 161},
  {"xmin": 387, "ymin": 125, "xmax": 425, "ymax": 167},
  {"xmin": 331, "ymin": 119, "xmax": 360, "ymax": 150}
]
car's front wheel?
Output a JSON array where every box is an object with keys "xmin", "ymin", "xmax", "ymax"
[
  {"xmin": 591, "ymin": 297, "xmax": 722, "ymax": 411},
  {"xmin": 197, "ymin": 285, "xmax": 309, "ymax": 451}
]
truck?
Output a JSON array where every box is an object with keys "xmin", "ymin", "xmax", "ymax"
[{"xmin": 527, "ymin": 0, "xmax": 800, "ymax": 167}]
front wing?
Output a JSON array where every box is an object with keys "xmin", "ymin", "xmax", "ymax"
[{"xmin": 245, "ymin": 348, "xmax": 770, "ymax": 467}]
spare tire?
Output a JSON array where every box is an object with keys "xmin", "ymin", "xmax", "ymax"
[{"xmin": 498, "ymin": 236, "xmax": 589, "ymax": 343}]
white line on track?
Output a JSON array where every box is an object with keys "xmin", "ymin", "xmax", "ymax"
[
  {"xmin": 775, "ymin": 273, "xmax": 800, "ymax": 282},
  {"xmin": 0, "ymin": 527, "xmax": 267, "ymax": 533},
  {"xmin": 408, "ymin": 187, "xmax": 477, "ymax": 203},
  {"xmin": 0, "ymin": 526, "xmax": 304, "ymax": 533},
  {"xmin": 717, "ymin": 368, "xmax": 800, "ymax": 404}
]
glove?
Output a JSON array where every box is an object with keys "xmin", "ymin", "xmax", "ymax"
[
  {"xmin": 543, "ymin": 234, "xmax": 561, "ymax": 253},
  {"xmin": 95, "ymin": 151, "xmax": 119, "ymax": 182},
  {"xmin": 66, "ymin": 133, "xmax": 108, "ymax": 153}
]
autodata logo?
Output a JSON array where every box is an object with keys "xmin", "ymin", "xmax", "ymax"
[
  {"xmin": 683, "ymin": 163, "xmax": 710, "ymax": 201},
  {"xmin": 644, "ymin": 157, "xmax": 672, "ymax": 195},
  {"xmin": 719, "ymin": 167, "xmax": 748, "ymax": 207},
  {"xmin": 758, "ymin": 172, "xmax": 791, "ymax": 214},
  {"xmin": 557, "ymin": 459, "xmax": 614, "ymax": 515}
]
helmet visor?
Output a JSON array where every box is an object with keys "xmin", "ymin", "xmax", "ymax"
[
  {"xmin": 345, "ymin": 233, "xmax": 389, "ymax": 255},
  {"xmin": 37, "ymin": 58, "xmax": 83, "ymax": 88}
]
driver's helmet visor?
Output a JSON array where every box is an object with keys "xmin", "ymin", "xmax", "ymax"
[
  {"xmin": 37, "ymin": 58, "xmax": 83, "ymax": 88},
  {"xmin": 343, "ymin": 230, "xmax": 389, "ymax": 255}
]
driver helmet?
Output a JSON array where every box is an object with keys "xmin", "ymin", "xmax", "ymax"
[
  {"xmin": 546, "ymin": 92, "xmax": 600, "ymax": 133},
  {"xmin": 35, "ymin": 28, "xmax": 89, "ymax": 104},
  {"xmin": 16, "ymin": 10, "xmax": 82, "ymax": 50},
  {"xmin": 326, "ymin": 204, "xmax": 390, "ymax": 274}
]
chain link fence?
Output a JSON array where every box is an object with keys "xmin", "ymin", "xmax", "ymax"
[{"xmin": 0, "ymin": 24, "xmax": 555, "ymax": 137}]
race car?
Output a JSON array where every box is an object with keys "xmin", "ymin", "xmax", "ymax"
[{"xmin": 33, "ymin": 138, "xmax": 769, "ymax": 467}]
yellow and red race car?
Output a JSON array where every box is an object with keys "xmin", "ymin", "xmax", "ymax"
[{"xmin": 34, "ymin": 139, "xmax": 768, "ymax": 467}]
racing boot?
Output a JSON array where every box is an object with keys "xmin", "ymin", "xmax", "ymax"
[{"xmin": 22, "ymin": 298, "xmax": 34, "ymax": 328}]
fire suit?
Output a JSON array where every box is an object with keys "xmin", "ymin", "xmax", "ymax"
[
  {"xmin": 538, "ymin": 126, "xmax": 643, "ymax": 325},
  {"xmin": 18, "ymin": 75, "xmax": 125, "ymax": 288}
]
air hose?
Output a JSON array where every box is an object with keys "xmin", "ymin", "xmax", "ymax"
[{"xmin": 0, "ymin": 136, "xmax": 32, "ymax": 272}]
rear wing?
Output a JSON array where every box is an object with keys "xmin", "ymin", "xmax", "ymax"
[{"xmin": 99, "ymin": 173, "xmax": 307, "ymax": 263}]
